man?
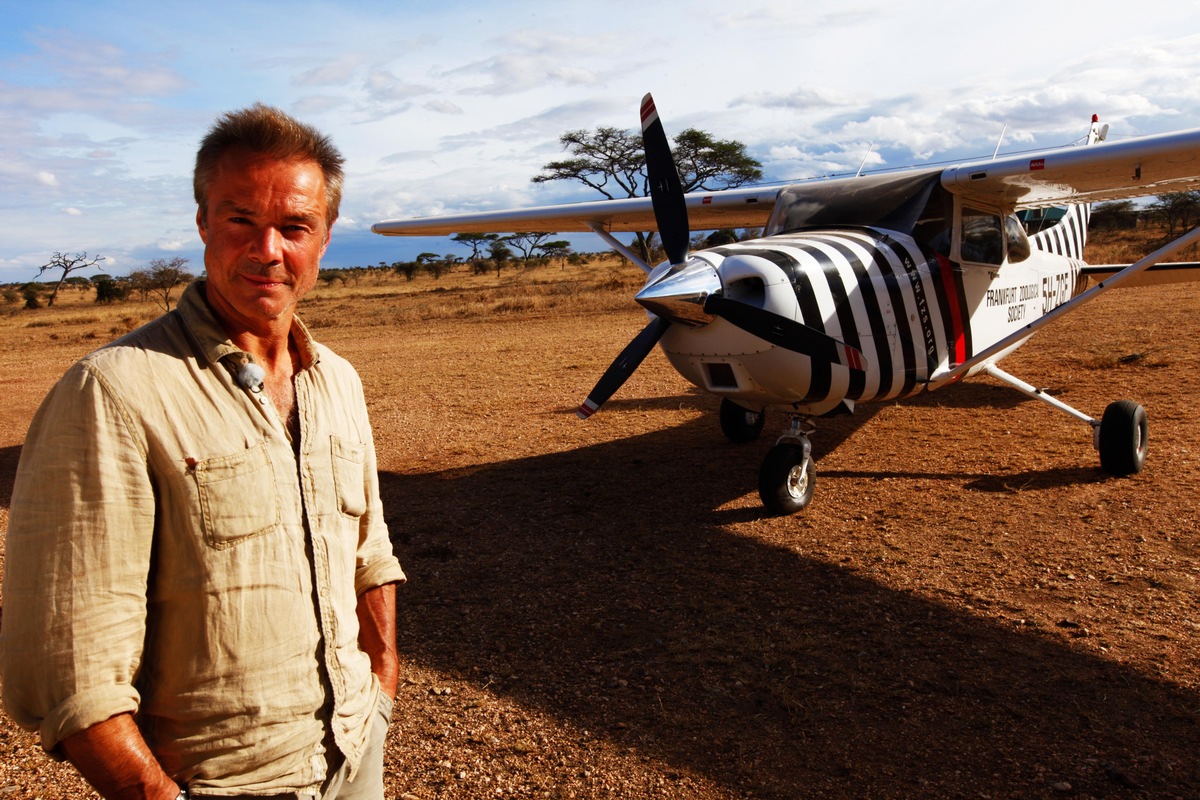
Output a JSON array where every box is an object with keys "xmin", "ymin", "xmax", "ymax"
[{"xmin": 0, "ymin": 104, "xmax": 405, "ymax": 799}]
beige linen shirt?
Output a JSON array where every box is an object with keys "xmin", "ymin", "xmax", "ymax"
[{"xmin": 0, "ymin": 281, "xmax": 406, "ymax": 794}]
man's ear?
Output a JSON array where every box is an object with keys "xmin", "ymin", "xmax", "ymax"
[{"xmin": 196, "ymin": 207, "xmax": 208, "ymax": 243}]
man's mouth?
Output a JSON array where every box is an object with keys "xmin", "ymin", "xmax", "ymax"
[{"xmin": 242, "ymin": 273, "xmax": 288, "ymax": 288}]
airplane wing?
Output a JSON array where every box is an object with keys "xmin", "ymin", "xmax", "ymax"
[
  {"xmin": 942, "ymin": 127, "xmax": 1200, "ymax": 211},
  {"xmin": 372, "ymin": 184, "xmax": 781, "ymax": 236},
  {"xmin": 373, "ymin": 126, "xmax": 1200, "ymax": 237}
]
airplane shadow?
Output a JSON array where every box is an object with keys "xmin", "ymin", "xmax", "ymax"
[
  {"xmin": 379, "ymin": 418, "xmax": 1200, "ymax": 798},
  {"xmin": 821, "ymin": 466, "xmax": 1110, "ymax": 494}
]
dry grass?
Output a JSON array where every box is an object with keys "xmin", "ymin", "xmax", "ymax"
[
  {"xmin": 300, "ymin": 265, "xmax": 641, "ymax": 329},
  {"xmin": 1084, "ymin": 222, "xmax": 1200, "ymax": 263}
]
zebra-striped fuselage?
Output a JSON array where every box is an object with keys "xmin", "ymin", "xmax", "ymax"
[{"xmin": 656, "ymin": 207, "xmax": 1089, "ymax": 415}]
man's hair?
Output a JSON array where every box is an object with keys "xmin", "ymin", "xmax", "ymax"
[{"xmin": 194, "ymin": 103, "xmax": 345, "ymax": 226}]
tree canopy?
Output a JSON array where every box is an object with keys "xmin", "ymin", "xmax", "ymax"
[
  {"xmin": 532, "ymin": 125, "xmax": 762, "ymax": 261},
  {"xmin": 127, "ymin": 257, "xmax": 194, "ymax": 311},
  {"xmin": 533, "ymin": 126, "xmax": 762, "ymax": 198},
  {"xmin": 37, "ymin": 251, "xmax": 105, "ymax": 307}
]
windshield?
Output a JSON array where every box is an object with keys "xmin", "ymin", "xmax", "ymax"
[{"xmin": 764, "ymin": 169, "xmax": 944, "ymax": 236}]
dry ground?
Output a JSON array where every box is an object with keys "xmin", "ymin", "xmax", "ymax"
[{"xmin": 0, "ymin": 253, "xmax": 1198, "ymax": 799}]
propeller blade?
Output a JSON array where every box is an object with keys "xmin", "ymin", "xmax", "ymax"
[
  {"xmin": 577, "ymin": 317, "xmax": 672, "ymax": 419},
  {"xmin": 640, "ymin": 93, "xmax": 690, "ymax": 266},
  {"xmin": 704, "ymin": 294, "xmax": 868, "ymax": 372},
  {"xmin": 577, "ymin": 95, "xmax": 687, "ymax": 421}
]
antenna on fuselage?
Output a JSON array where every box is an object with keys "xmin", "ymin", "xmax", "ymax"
[
  {"xmin": 992, "ymin": 123, "xmax": 1008, "ymax": 160},
  {"xmin": 1088, "ymin": 114, "xmax": 1110, "ymax": 145},
  {"xmin": 855, "ymin": 143, "xmax": 875, "ymax": 177}
]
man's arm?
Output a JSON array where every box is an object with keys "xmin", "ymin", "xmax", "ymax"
[
  {"xmin": 60, "ymin": 713, "xmax": 180, "ymax": 800},
  {"xmin": 356, "ymin": 582, "xmax": 399, "ymax": 699}
]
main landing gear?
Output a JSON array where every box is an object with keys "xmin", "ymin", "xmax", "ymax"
[{"xmin": 983, "ymin": 365, "xmax": 1148, "ymax": 477}]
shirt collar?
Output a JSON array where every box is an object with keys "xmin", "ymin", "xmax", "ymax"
[{"xmin": 176, "ymin": 280, "xmax": 320, "ymax": 371}]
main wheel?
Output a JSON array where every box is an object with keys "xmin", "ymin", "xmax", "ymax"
[
  {"xmin": 1098, "ymin": 400, "xmax": 1148, "ymax": 475},
  {"xmin": 719, "ymin": 398, "xmax": 765, "ymax": 443},
  {"xmin": 758, "ymin": 443, "xmax": 816, "ymax": 515}
]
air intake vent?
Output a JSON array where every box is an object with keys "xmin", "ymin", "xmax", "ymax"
[{"xmin": 705, "ymin": 362, "xmax": 738, "ymax": 389}]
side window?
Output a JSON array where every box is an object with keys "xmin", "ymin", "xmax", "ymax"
[{"xmin": 959, "ymin": 207, "xmax": 1004, "ymax": 265}]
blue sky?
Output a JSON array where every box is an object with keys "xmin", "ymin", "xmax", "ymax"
[{"xmin": 4, "ymin": 0, "xmax": 1200, "ymax": 283}]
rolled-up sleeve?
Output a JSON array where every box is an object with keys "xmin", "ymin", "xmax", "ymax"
[{"xmin": 0, "ymin": 361, "xmax": 156, "ymax": 751}]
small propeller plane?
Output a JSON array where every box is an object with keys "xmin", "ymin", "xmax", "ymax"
[{"xmin": 374, "ymin": 95, "xmax": 1200, "ymax": 514}]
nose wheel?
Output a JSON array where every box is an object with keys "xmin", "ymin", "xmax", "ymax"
[{"xmin": 758, "ymin": 418, "xmax": 817, "ymax": 515}]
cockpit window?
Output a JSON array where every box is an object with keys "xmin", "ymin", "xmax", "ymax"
[{"xmin": 959, "ymin": 208, "xmax": 1004, "ymax": 265}]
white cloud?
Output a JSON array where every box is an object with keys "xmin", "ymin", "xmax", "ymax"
[
  {"xmin": 36, "ymin": 171, "xmax": 58, "ymax": 186},
  {"xmin": 424, "ymin": 99, "xmax": 464, "ymax": 115}
]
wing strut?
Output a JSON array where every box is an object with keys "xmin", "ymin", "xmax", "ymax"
[
  {"xmin": 928, "ymin": 222, "xmax": 1200, "ymax": 386},
  {"xmin": 585, "ymin": 221, "xmax": 654, "ymax": 274}
]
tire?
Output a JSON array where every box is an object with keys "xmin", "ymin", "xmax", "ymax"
[
  {"xmin": 719, "ymin": 398, "xmax": 765, "ymax": 443},
  {"xmin": 758, "ymin": 443, "xmax": 816, "ymax": 515},
  {"xmin": 1098, "ymin": 400, "xmax": 1148, "ymax": 476}
]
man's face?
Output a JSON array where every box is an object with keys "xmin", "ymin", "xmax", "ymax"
[{"xmin": 197, "ymin": 147, "xmax": 331, "ymax": 335}]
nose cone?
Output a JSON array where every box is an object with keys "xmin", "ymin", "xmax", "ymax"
[{"xmin": 635, "ymin": 259, "xmax": 721, "ymax": 326}]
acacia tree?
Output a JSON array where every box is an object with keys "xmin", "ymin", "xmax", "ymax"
[
  {"xmin": 37, "ymin": 251, "xmax": 105, "ymax": 307},
  {"xmin": 537, "ymin": 240, "xmax": 573, "ymax": 269},
  {"xmin": 487, "ymin": 238, "xmax": 513, "ymax": 277},
  {"xmin": 504, "ymin": 232, "xmax": 555, "ymax": 262},
  {"xmin": 145, "ymin": 257, "xmax": 195, "ymax": 311},
  {"xmin": 452, "ymin": 232, "xmax": 500, "ymax": 263},
  {"xmin": 1147, "ymin": 191, "xmax": 1200, "ymax": 237},
  {"xmin": 533, "ymin": 126, "xmax": 762, "ymax": 262}
]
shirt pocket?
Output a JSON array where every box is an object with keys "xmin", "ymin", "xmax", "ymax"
[
  {"xmin": 330, "ymin": 435, "xmax": 367, "ymax": 518},
  {"xmin": 194, "ymin": 442, "xmax": 281, "ymax": 549}
]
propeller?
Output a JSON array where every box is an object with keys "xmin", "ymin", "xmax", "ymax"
[
  {"xmin": 576, "ymin": 93, "xmax": 865, "ymax": 420},
  {"xmin": 575, "ymin": 93, "xmax": 689, "ymax": 419},
  {"xmin": 703, "ymin": 294, "xmax": 865, "ymax": 371}
]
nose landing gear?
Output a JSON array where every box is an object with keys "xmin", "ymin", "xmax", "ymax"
[{"xmin": 758, "ymin": 417, "xmax": 817, "ymax": 516}]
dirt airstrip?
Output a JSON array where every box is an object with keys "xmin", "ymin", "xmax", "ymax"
[{"xmin": 0, "ymin": 264, "xmax": 1197, "ymax": 799}]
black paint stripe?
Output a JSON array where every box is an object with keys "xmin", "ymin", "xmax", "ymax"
[
  {"xmin": 712, "ymin": 245, "xmax": 822, "ymax": 401},
  {"xmin": 794, "ymin": 239, "xmax": 864, "ymax": 400},
  {"xmin": 921, "ymin": 245, "xmax": 958, "ymax": 367},
  {"xmin": 866, "ymin": 239, "xmax": 914, "ymax": 399},
  {"xmin": 805, "ymin": 234, "xmax": 891, "ymax": 401},
  {"xmin": 881, "ymin": 238, "xmax": 937, "ymax": 388}
]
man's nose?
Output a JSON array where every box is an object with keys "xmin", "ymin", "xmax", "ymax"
[{"xmin": 249, "ymin": 227, "xmax": 283, "ymax": 262}]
